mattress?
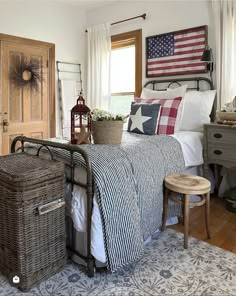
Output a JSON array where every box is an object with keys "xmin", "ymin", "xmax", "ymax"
[{"xmin": 71, "ymin": 131, "xmax": 204, "ymax": 263}]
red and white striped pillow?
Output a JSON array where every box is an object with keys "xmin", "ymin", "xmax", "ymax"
[{"xmin": 135, "ymin": 96, "xmax": 182, "ymax": 135}]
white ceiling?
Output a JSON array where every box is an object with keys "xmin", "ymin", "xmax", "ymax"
[
  {"xmin": 0, "ymin": 0, "xmax": 148, "ymax": 11},
  {"xmin": 0, "ymin": 0, "xmax": 120, "ymax": 8},
  {"xmin": 47, "ymin": 0, "xmax": 118, "ymax": 7},
  {"xmin": 57, "ymin": 0, "xmax": 120, "ymax": 10}
]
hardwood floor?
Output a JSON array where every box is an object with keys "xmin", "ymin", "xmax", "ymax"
[{"xmin": 169, "ymin": 195, "xmax": 236, "ymax": 254}]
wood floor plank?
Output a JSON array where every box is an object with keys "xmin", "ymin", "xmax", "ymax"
[{"xmin": 169, "ymin": 195, "xmax": 236, "ymax": 254}]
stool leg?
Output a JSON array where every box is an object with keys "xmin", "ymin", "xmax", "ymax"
[
  {"xmin": 205, "ymin": 191, "xmax": 211, "ymax": 239},
  {"xmin": 161, "ymin": 187, "xmax": 169, "ymax": 232},
  {"xmin": 184, "ymin": 194, "xmax": 190, "ymax": 249},
  {"xmin": 181, "ymin": 195, "xmax": 184, "ymax": 225}
]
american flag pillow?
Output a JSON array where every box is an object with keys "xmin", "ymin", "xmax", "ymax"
[
  {"xmin": 135, "ymin": 96, "xmax": 182, "ymax": 135},
  {"xmin": 128, "ymin": 102, "xmax": 162, "ymax": 135}
]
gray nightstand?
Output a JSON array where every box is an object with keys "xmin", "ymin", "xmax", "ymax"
[{"xmin": 203, "ymin": 123, "xmax": 236, "ymax": 181}]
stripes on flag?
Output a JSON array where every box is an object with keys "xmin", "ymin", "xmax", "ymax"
[{"xmin": 146, "ymin": 25, "xmax": 208, "ymax": 77}]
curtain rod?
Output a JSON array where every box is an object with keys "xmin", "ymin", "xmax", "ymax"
[{"xmin": 85, "ymin": 13, "xmax": 146, "ymax": 33}]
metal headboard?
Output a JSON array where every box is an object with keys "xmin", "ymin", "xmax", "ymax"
[{"xmin": 143, "ymin": 76, "xmax": 215, "ymax": 122}]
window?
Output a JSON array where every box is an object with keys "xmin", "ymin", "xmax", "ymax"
[{"xmin": 110, "ymin": 30, "xmax": 142, "ymax": 116}]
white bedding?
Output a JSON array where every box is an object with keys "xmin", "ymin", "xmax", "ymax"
[
  {"xmin": 171, "ymin": 131, "xmax": 203, "ymax": 167},
  {"xmin": 70, "ymin": 131, "xmax": 204, "ymax": 263}
]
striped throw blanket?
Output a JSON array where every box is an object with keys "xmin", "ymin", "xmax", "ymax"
[
  {"xmin": 28, "ymin": 132, "xmax": 185, "ymax": 271},
  {"xmin": 72, "ymin": 132, "xmax": 185, "ymax": 271}
]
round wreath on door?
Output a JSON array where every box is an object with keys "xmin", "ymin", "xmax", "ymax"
[{"xmin": 10, "ymin": 58, "xmax": 42, "ymax": 92}]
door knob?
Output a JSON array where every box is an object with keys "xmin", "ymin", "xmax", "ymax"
[{"xmin": 3, "ymin": 119, "xmax": 9, "ymax": 132}]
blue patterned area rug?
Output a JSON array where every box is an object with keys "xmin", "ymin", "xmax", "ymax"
[{"xmin": 1, "ymin": 229, "xmax": 235, "ymax": 296}]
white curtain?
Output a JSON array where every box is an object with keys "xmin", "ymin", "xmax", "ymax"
[
  {"xmin": 86, "ymin": 23, "xmax": 111, "ymax": 111},
  {"xmin": 212, "ymin": 0, "xmax": 236, "ymax": 110}
]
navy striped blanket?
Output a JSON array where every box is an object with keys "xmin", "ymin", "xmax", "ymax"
[{"xmin": 28, "ymin": 132, "xmax": 185, "ymax": 271}]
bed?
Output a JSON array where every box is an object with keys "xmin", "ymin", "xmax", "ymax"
[{"xmin": 11, "ymin": 76, "xmax": 215, "ymax": 277}]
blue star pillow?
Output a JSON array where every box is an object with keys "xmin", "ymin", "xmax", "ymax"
[{"xmin": 127, "ymin": 102, "xmax": 162, "ymax": 135}]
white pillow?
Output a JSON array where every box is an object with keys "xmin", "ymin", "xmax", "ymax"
[
  {"xmin": 141, "ymin": 84, "xmax": 187, "ymax": 100},
  {"xmin": 141, "ymin": 84, "xmax": 187, "ymax": 132},
  {"xmin": 180, "ymin": 90, "xmax": 216, "ymax": 132}
]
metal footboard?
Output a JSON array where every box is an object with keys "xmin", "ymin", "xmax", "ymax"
[{"xmin": 11, "ymin": 136, "xmax": 96, "ymax": 277}]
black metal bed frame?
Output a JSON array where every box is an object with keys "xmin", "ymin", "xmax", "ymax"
[
  {"xmin": 10, "ymin": 76, "xmax": 214, "ymax": 278},
  {"xmin": 144, "ymin": 76, "xmax": 213, "ymax": 90}
]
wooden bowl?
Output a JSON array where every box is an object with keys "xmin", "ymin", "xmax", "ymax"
[{"xmin": 217, "ymin": 111, "xmax": 236, "ymax": 121}]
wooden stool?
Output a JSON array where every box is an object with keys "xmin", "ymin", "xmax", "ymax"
[{"xmin": 161, "ymin": 174, "xmax": 211, "ymax": 249}]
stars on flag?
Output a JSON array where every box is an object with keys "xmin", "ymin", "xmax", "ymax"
[{"xmin": 147, "ymin": 34, "xmax": 174, "ymax": 59}]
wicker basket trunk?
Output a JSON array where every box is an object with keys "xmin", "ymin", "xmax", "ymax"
[
  {"xmin": 0, "ymin": 153, "xmax": 66, "ymax": 291},
  {"xmin": 92, "ymin": 120, "xmax": 123, "ymax": 144}
]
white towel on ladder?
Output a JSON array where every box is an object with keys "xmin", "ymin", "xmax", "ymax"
[{"xmin": 60, "ymin": 80, "xmax": 80, "ymax": 140}]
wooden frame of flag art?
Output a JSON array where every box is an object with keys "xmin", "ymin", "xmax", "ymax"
[{"xmin": 146, "ymin": 25, "xmax": 208, "ymax": 77}]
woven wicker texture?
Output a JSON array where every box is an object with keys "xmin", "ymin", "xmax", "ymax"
[
  {"xmin": 92, "ymin": 121, "xmax": 123, "ymax": 144},
  {"xmin": 0, "ymin": 153, "xmax": 66, "ymax": 291}
]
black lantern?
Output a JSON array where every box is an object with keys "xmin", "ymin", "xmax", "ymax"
[
  {"xmin": 201, "ymin": 47, "xmax": 214, "ymax": 83},
  {"xmin": 71, "ymin": 94, "xmax": 91, "ymax": 144}
]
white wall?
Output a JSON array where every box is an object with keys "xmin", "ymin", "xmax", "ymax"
[
  {"xmin": 0, "ymin": 1, "xmax": 87, "ymax": 136},
  {"xmin": 87, "ymin": 0, "xmax": 214, "ymax": 85},
  {"xmin": 0, "ymin": 1, "xmax": 86, "ymax": 62}
]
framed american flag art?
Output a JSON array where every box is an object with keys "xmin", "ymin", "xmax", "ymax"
[{"xmin": 146, "ymin": 25, "xmax": 208, "ymax": 77}]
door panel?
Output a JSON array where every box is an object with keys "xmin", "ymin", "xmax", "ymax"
[
  {"xmin": 1, "ymin": 42, "xmax": 49, "ymax": 155},
  {"xmin": 29, "ymin": 132, "xmax": 43, "ymax": 139},
  {"xmin": 30, "ymin": 55, "xmax": 43, "ymax": 121},
  {"xmin": 9, "ymin": 52, "xmax": 23, "ymax": 122},
  {"xmin": 9, "ymin": 133, "xmax": 23, "ymax": 152}
]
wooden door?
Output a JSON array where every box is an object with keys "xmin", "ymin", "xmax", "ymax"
[{"xmin": 0, "ymin": 34, "xmax": 55, "ymax": 155}]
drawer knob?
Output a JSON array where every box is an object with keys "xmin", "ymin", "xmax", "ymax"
[
  {"xmin": 214, "ymin": 150, "xmax": 222, "ymax": 155},
  {"xmin": 214, "ymin": 133, "xmax": 222, "ymax": 138}
]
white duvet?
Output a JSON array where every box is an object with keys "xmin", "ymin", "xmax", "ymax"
[{"xmin": 71, "ymin": 131, "xmax": 203, "ymax": 263}]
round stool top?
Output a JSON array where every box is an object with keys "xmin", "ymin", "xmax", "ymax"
[{"xmin": 164, "ymin": 174, "xmax": 211, "ymax": 195}]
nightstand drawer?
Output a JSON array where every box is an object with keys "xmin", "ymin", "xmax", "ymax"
[
  {"xmin": 208, "ymin": 128, "xmax": 236, "ymax": 145},
  {"xmin": 204, "ymin": 124, "xmax": 236, "ymax": 179},
  {"xmin": 208, "ymin": 144, "xmax": 236, "ymax": 162}
]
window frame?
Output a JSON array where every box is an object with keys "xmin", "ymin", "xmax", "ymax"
[{"xmin": 111, "ymin": 29, "xmax": 142, "ymax": 97}]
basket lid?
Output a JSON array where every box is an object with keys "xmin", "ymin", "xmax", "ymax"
[{"xmin": 0, "ymin": 153, "xmax": 64, "ymax": 185}]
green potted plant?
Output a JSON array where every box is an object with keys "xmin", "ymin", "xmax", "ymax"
[{"xmin": 91, "ymin": 109, "xmax": 125, "ymax": 144}]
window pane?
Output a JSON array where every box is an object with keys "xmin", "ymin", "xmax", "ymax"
[
  {"xmin": 110, "ymin": 94, "xmax": 134, "ymax": 116},
  {"xmin": 111, "ymin": 46, "xmax": 135, "ymax": 93}
]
